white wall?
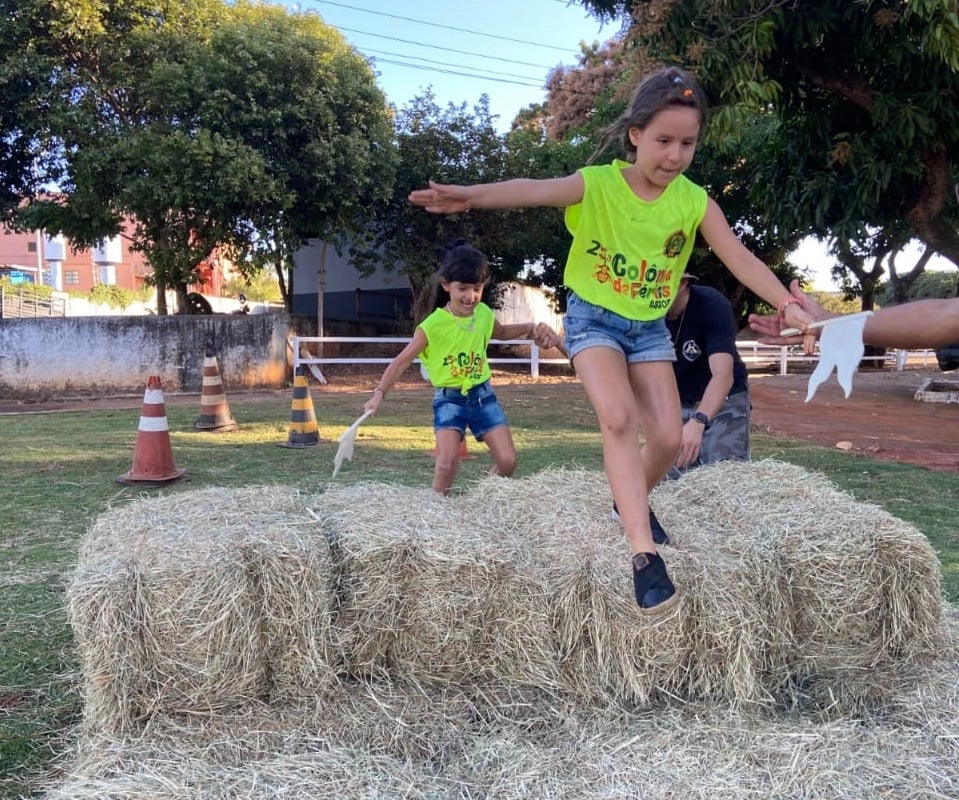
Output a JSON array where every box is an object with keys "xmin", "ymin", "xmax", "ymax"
[{"xmin": 0, "ymin": 315, "xmax": 290, "ymax": 400}]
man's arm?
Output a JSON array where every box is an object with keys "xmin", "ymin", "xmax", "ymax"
[
  {"xmin": 675, "ymin": 351, "xmax": 735, "ymax": 469},
  {"xmin": 748, "ymin": 279, "xmax": 959, "ymax": 349}
]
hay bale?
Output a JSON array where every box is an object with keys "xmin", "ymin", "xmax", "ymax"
[
  {"xmin": 68, "ymin": 486, "xmax": 334, "ymax": 733},
  {"xmin": 657, "ymin": 461, "xmax": 944, "ymax": 697},
  {"xmin": 41, "ymin": 616, "xmax": 959, "ymax": 798},
  {"xmin": 464, "ymin": 472, "xmax": 773, "ymax": 706},
  {"xmin": 318, "ymin": 483, "xmax": 560, "ymax": 691}
]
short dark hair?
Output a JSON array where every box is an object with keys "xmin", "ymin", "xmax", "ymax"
[{"xmin": 436, "ymin": 239, "xmax": 490, "ymax": 285}]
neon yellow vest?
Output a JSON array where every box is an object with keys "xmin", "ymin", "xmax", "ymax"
[
  {"xmin": 418, "ymin": 302, "xmax": 495, "ymax": 393},
  {"xmin": 564, "ymin": 160, "xmax": 708, "ymax": 320}
]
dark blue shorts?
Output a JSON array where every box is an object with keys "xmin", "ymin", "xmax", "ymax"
[{"xmin": 432, "ymin": 380, "xmax": 507, "ymax": 441}]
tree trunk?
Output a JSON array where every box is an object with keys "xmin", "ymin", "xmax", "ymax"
[
  {"xmin": 907, "ymin": 147, "xmax": 959, "ymax": 269},
  {"xmin": 174, "ymin": 281, "xmax": 190, "ymax": 314}
]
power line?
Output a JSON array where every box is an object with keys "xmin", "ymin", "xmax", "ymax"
[
  {"xmin": 335, "ymin": 25, "xmax": 561, "ymax": 71},
  {"xmin": 362, "ymin": 48, "xmax": 545, "ymax": 85},
  {"xmin": 305, "ymin": 0, "xmax": 577, "ymax": 52},
  {"xmin": 372, "ymin": 57, "xmax": 546, "ymax": 89}
]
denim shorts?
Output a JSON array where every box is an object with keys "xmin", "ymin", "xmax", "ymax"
[
  {"xmin": 563, "ymin": 291, "xmax": 676, "ymax": 363},
  {"xmin": 432, "ymin": 380, "xmax": 507, "ymax": 440}
]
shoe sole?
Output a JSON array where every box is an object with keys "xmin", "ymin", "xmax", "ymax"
[{"xmin": 636, "ymin": 590, "xmax": 680, "ymax": 617}]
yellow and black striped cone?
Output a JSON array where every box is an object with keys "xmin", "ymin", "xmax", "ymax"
[
  {"xmin": 278, "ymin": 369, "xmax": 325, "ymax": 448},
  {"xmin": 194, "ymin": 351, "xmax": 237, "ymax": 432}
]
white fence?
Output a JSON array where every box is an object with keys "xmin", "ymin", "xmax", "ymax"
[{"xmin": 292, "ymin": 335, "xmax": 936, "ymax": 383}]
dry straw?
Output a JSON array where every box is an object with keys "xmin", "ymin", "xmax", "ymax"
[
  {"xmin": 69, "ymin": 486, "xmax": 335, "ymax": 734},
  {"xmin": 45, "ymin": 612, "xmax": 959, "ymax": 798},
  {"xmin": 57, "ymin": 461, "xmax": 955, "ymax": 797}
]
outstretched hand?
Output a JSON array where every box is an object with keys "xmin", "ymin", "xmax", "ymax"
[
  {"xmin": 748, "ymin": 280, "xmax": 828, "ymax": 353},
  {"xmin": 408, "ymin": 180, "xmax": 472, "ymax": 214}
]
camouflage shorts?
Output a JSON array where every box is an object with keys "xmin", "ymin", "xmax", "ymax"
[{"xmin": 668, "ymin": 389, "xmax": 751, "ymax": 480}]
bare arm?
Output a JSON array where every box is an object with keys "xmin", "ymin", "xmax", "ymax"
[
  {"xmin": 363, "ymin": 328, "xmax": 428, "ymax": 416},
  {"xmin": 698, "ymin": 198, "xmax": 816, "ymax": 350},
  {"xmin": 861, "ymin": 300, "xmax": 959, "ymax": 349},
  {"xmin": 749, "ymin": 280, "xmax": 959, "ymax": 349},
  {"xmin": 695, "ymin": 352, "xmax": 735, "ymax": 421},
  {"xmin": 492, "ymin": 320, "xmax": 534, "ymax": 341},
  {"xmin": 408, "ymin": 175, "xmax": 585, "ymax": 214},
  {"xmin": 676, "ymin": 351, "xmax": 734, "ymax": 469}
]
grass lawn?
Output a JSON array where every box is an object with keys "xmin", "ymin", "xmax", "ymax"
[{"xmin": 1, "ymin": 381, "xmax": 957, "ymax": 798}]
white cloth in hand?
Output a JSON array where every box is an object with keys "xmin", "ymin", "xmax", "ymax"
[{"xmin": 805, "ymin": 312, "xmax": 874, "ymax": 402}]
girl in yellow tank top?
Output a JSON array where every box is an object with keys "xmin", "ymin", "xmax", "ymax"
[{"xmin": 409, "ymin": 67, "xmax": 814, "ymax": 614}]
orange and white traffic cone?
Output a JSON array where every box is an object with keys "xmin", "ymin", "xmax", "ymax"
[
  {"xmin": 116, "ymin": 376, "xmax": 187, "ymax": 486},
  {"xmin": 194, "ymin": 350, "xmax": 237, "ymax": 432},
  {"xmin": 278, "ymin": 368, "xmax": 326, "ymax": 448}
]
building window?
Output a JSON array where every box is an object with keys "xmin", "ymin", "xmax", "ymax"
[
  {"xmin": 64, "ymin": 271, "xmax": 80, "ymax": 285},
  {"xmin": 27, "ymin": 242, "xmax": 37, "ymax": 252}
]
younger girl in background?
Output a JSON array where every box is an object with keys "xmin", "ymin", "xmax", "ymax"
[
  {"xmin": 364, "ymin": 240, "xmax": 557, "ymax": 496},
  {"xmin": 410, "ymin": 67, "xmax": 813, "ymax": 614}
]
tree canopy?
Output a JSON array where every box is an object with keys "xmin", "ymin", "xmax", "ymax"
[
  {"xmin": 578, "ymin": 0, "xmax": 959, "ymax": 288},
  {"xmin": 2, "ymin": 0, "xmax": 396, "ymax": 313}
]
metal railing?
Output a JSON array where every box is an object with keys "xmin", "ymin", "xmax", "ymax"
[
  {"xmin": 292, "ymin": 335, "xmax": 934, "ymax": 382},
  {"xmin": 0, "ymin": 288, "xmax": 67, "ymax": 318}
]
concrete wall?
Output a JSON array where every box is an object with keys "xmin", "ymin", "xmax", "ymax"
[{"xmin": 0, "ymin": 314, "xmax": 291, "ymax": 400}]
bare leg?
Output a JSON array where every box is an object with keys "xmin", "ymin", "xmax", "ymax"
[
  {"xmin": 573, "ymin": 347, "xmax": 681, "ymax": 555},
  {"xmin": 432, "ymin": 428, "xmax": 462, "ymax": 495},
  {"xmin": 479, "ymin": 424, "xmax": 518, "ymax": 477},
  {"xmin": 628, "ymin": 360, "xmax": 684, "ymax": 490}
]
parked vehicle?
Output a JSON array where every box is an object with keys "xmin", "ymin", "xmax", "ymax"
[{"xmin": 935, "ymin": 344, "xmax": 959, "ymax": 372}]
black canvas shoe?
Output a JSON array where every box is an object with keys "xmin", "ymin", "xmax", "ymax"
[
  {"xmin": 612, "ymin": 502, "xmax": 670, "ymax": 546},
  {"xmin": 632, "ymin": 552, "xmax": 678, "ymax": 615}
]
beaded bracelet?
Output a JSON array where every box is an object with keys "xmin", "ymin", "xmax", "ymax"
[{"xmin": 777, "ymin": 297, "xmax": 801, "ymax": 316}]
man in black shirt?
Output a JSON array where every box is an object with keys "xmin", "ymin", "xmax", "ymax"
[{"xmin": 665, "ymin": 274, "xmax": 751, "ymax": 479}]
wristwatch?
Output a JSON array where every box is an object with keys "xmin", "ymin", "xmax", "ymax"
[{"xmin": 692, "ymin": 411, "xmax": 709, "ymax": 427}]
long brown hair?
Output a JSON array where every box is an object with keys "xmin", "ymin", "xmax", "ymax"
[{"xmin": 588, "ymin": 66, "xmax": 708, "ymax": 164}]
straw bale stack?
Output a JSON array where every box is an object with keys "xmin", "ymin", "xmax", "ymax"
[
  {"xmin": 55, "ymin": 461, "xmax": 956, "ymax": 798},
  {"xmin": 42, "ymin": 612, "xmax": 959, "ymax": 799},
  {"xmin": 68, "ymin": 460, "xmax": 945, "ymax": 737},
  {"xmin": 68, "ymin": 486, "xmax": 335, "ymax": 734}
]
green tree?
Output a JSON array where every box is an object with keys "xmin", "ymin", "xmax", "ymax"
[
  {"xmin": 7, "ymin": 1, "xmax": 395, "ymax": 314},
  {"xmin": 350, "ymin": 92, "xmax": 515, "ymax": 325},
  {"xmin": 200, "ymin": 4, "xmax": 396, "ymax": 313},
  {"xmin": 577, "ymin": 0, "xmax": 959, "ymax": 290}
]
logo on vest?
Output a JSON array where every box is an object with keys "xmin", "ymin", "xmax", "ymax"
[{"xmin": 663, "ymin": 229, "xmax": 687, "ymax": 258}]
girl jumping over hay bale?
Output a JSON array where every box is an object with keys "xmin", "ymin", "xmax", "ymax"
[
  {"xmin": 363, "ymin": 240, "xmax": 559, "ymax": 496},
  {"xmin": 410, "ymin": 67, "xmax": 815, "ymax": 615}
]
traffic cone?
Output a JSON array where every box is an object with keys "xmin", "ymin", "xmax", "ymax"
[
  {"xmin": 428, "ymin": 436, "xmax": 476, "ymax": 460},
  {"xmin": 117, "ymin": 376, "xmax": 187, "ymax": 486},
  {"xmin": 278, "ymin": 368, "xmax": 326, "ymax": 448},
  {"xmin": 194, "ymin": 350, "xmax": 237, "ymax": 432}
]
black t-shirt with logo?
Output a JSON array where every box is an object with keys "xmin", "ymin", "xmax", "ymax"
[{"xmin": 666, "ymin": 285, "xmax": 749, "ymax": 404}]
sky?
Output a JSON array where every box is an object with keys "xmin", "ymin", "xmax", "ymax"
[
  {"xmin": 293, "ymin": 0, "xmax": 952, "ymax": 293},
  {"xmin": 296, "ymin": 0, "xmax": 618, "ymax": 130}
]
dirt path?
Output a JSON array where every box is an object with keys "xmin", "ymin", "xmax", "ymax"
[{"xmin": 748, "ymin": 369, "xmax": 959, "ymax": 473}]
